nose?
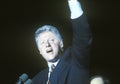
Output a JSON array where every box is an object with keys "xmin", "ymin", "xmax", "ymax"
[{"xmin": 46, "ymin": 40, "xmax": 50, "ymax": 47}]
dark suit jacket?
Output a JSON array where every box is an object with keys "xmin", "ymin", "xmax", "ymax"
[{"xmin": 32, "ymin": 14, "xmax": 92, "ymax": 84}]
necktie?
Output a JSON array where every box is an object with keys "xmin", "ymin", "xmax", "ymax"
[
  {"xmin": 47, "ymin": 64, "xmax": 55, "ymax": 84},
  {"xmin": 51, "ymin": 64, "xmax": 55, "ymax": 72}
]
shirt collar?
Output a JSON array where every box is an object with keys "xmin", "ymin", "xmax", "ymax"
[{"xmin": 47, "ymin": 59, "xmax": 59, "ymax": 72}]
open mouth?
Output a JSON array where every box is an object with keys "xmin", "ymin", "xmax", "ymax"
[{"xmin": 46, "ymin": 49, "xmax": 53, "ymax": 53}]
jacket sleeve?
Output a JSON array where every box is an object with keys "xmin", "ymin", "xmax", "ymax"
[{"xmin": 71, "ymin": 14, "xmax": 92, "ymax": 67}]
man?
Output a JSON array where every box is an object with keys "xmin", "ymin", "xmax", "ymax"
[{"xmin": 32, "ymin": 0, "xmax": 92, "ymax": 84}]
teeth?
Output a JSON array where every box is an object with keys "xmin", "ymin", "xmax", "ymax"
[{"xmin": 46, "ymin": 48, "xmax": 53, "ymax": 53}]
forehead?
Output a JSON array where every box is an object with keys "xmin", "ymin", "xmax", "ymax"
[{"xmin": 38, "ymin": 31, "xmax": 57, "ymax": 40}]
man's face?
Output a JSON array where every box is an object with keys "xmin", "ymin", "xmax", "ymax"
[{"xmin": 37, "ymin": 31, "xmax": 63, "ymax": 62}]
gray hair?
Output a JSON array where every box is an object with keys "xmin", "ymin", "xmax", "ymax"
[{"xmin": 35, "ymin": 25, "xmax": 63, "ymax": 45}]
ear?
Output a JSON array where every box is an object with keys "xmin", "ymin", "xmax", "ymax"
[{"xmin": 60, "ymin": 40, "xmax": 64, "ymax": 49}]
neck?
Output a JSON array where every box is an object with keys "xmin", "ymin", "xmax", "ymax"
[
  {"xmin": 47, "ymin": 59, "xmax": 60, "ymax": 68},
  {"xmin": 48, "ymin": 56, "xmax": 60, "ymax": 63}
]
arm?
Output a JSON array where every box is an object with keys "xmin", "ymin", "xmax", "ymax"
[{"xmin": 68, "ymin": 0, "xmax": 92, "ymax": 66}]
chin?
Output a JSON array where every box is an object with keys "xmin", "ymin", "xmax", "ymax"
[{"xmin": 48, "ymin": 57, "xmax": 59, "ymax": 62}]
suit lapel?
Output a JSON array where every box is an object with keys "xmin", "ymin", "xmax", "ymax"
[{"xmin": 50, "ymin": 48, "xmax": 71, "ymax": 84}]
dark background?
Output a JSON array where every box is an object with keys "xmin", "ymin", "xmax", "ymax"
[{"xmin": 0, "ymin": 0, "xmax": 120, "ymax": 84}]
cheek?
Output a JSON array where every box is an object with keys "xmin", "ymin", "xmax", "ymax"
[
  {"xmin": 51, "ymin": 42, "xmax": 58, "ymax": 48},
  {"xmin": 39, "ymin": 47, "xmax": 45, "ymax": 54},
  {"xmin": 53, "ymin": 44, "xmax": 60, "ymax": 52},
  {"xmin": 39, "ymin": 49, "xmax": 43, "ymax": 55}
]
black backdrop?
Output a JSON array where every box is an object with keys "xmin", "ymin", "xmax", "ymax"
[{"xmin": 0, "ymin": 0, "xmax": 120, "ymax": 84}]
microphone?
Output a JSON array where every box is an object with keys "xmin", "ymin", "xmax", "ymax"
[
  {"xmin": 24, "ymin": 79, "xmax": 32, "ymax": 84},
  {"xmin": 16, "ymin": 73, "xmax": 28, "ymax": 84}
]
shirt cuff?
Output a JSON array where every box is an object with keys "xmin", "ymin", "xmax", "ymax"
[{"xmin": 68, "ymin": 0, "xmax": 83, "ymax": 19}]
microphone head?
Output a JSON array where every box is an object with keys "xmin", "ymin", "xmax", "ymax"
[
  {"xmin": 24, "ymin": 79, "xmax": 32, "ymax": 84},
  {"xmin": 19, "ymin": 73, "xmax": 28, "ymax": 82}
]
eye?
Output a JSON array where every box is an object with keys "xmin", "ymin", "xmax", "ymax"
[
  {"xmin": 40, "ymin": 41, "xmax": 45, "ymax": 45},
  {"xmin": 49, "ymin": 38, "xmax": 54, "ymax": 42}
]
